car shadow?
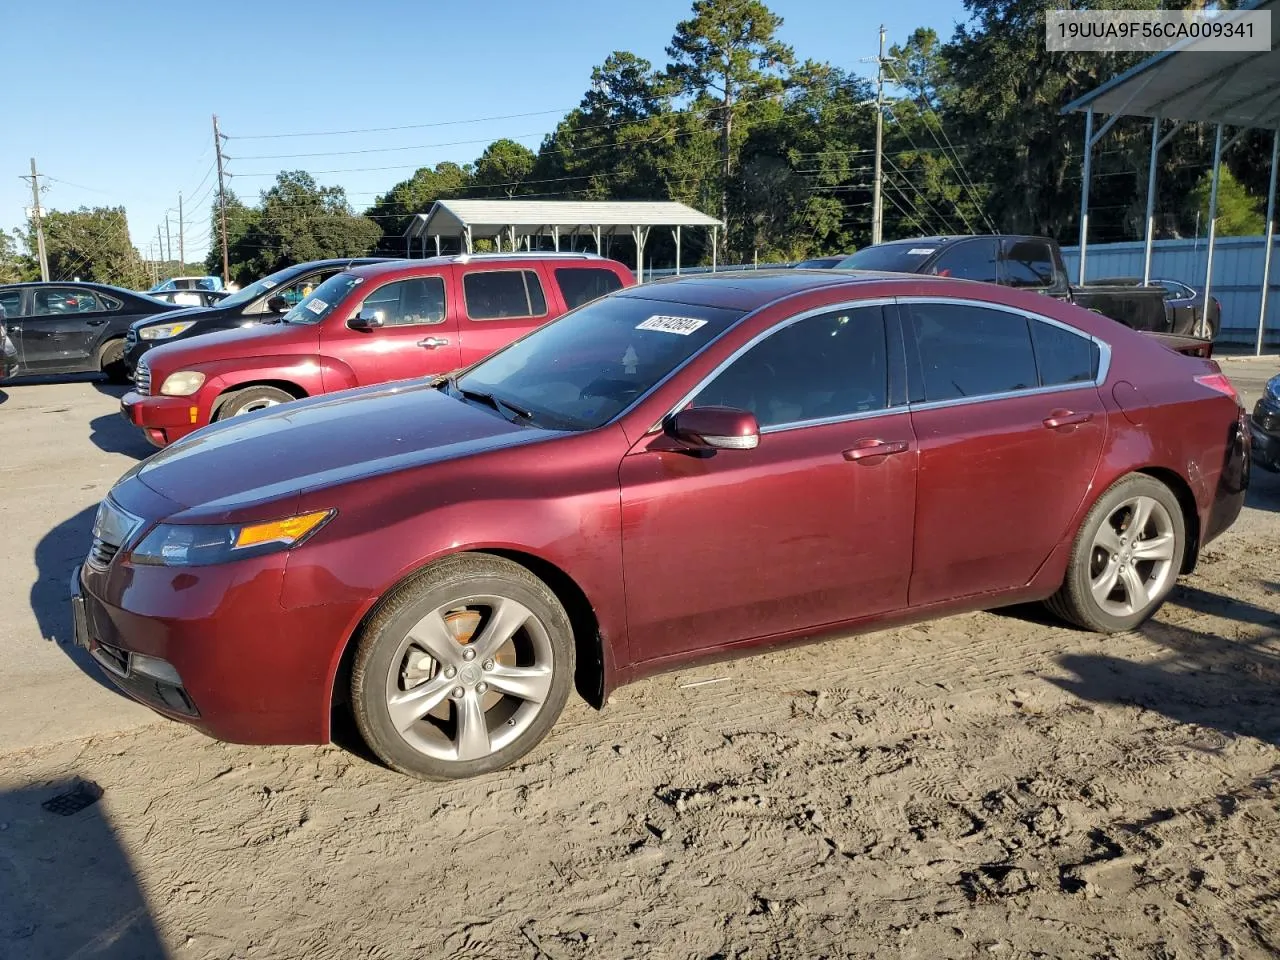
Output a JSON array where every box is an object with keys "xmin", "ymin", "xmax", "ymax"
[
  {"xmin": 1050, "ymin": 589, "xmax": 1280, "ymax": 748},
  {"xmin": 31, "ymin": 505, "xmax": 125, "ymax": 697},
  {"xmin": 88, "ymin": 413, "xmax": 154, "ymax": 460},
  {"xmin": 0, "ymin": 779, "xmax": 166, "ymax": 958}
]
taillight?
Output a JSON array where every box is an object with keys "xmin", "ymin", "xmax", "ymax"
[{"xmin": 1195, "ymin": 372, "xmax": 1241, "ymax": 406}]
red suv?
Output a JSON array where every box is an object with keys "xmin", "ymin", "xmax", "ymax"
[{"xmin": 119, "ymin": 254, "xmax": 633, "ymax": 447}]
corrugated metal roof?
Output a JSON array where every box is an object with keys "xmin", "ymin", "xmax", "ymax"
[
  {"xmin": 404, "ymin": 199, "xmax": 723, "ymax": 238},
  {"xmin": 1062, "ymin": 0, "xmax": 1280, "ymax": 128}
]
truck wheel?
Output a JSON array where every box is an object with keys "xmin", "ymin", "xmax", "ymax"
[
  {"xmin": 350, "ymin": 553, "xmax": 575, "ymax": 781},
  {"xmin": 98, "ymin": 340, "xmax": 130, "ymax": 384},
  {"xmin": 1044, "ymin": 473, "xmax": 1186, "ymax": 633},
  {"xmin": 213, "ymin": 385, "xmax": 296, "ymax": 420}
]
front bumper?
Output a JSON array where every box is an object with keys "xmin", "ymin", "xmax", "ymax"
[
  {"xmin": 120, "ymin": 390, "xmax": 199, "ymax": 447},
  {"xmin": 1250, "ymin": 396, "xmax": 1280, "ymax": 472},
  {"xmin": 73, "ymin": 548, "xmax": 350, "ymax": 745}
]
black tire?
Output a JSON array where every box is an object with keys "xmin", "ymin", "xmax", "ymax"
[
  {"xmin": 213, "ymin": 385, "xmax": 296, "ymax": 420},
  {"xmin": 99, "ymin": 339, "xmax": 130, "ymax": 384},
  {"xmin": 1045, "ymin": 473, "xmax": 1186, "ymax": 633},
  {"xmin": 350, "ymin": 553, "xmax": 575, "ymax": 781}
]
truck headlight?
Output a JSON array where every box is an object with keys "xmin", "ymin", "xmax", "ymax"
[
  {"xmin": 139, "ymin": 321, "xmax": 197, "ymax": 341},
  {"xmin": 159, "ymin": 371, "xmax": 206, "ymax": 396},
  {"xmin": 131, "ymin": 510, "xmax": 334, "ymax": 566}
]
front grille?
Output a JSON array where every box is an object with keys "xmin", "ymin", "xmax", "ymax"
[
  {"xmin": 126, "ymin": 328, "xmax": 138, "ymax": 344},
  {"xmin": 88, "ymin": 538, "xmax": 120, "ymax": 567},
  {"xmin": 135, "ymin": 357, "xmax": 151, "ymax": 395},
  {"xmin": 85, "ymin": 498, "xmax": 142, "ymax": 571}
]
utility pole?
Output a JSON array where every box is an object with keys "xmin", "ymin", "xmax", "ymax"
[
  {"xmin": 178, "ymin": 192, "xmax": 185, "ymax": 268},
  {"xmin": 871, "ymin": 24, "xmax": 886, "ymax": 247},
  {"xmin": 213, "ymin": 114, "xmax": 230, "ymax": 285},
  {"xmin": 25, "ymin": 158, "xmax": 50, "ymax": 282},
  {"xmin": 157, "ymin": 225, "xmax": 165, "ymax": 275},
  {"xmin": 165, "ymin": 214, "xmax": 172, "ymax": 265}
]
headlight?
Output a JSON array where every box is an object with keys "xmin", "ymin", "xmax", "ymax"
[
  {"xmin": 159, "ymin": 371, "xmax": 206, "ymax": 396},
  {"xmin": 131, "ymin": 509, "xmax": 334, "ymax": 566},
  {"xmin": 139, "ymin": 321, "xmax": 197, "ymax": 341}
]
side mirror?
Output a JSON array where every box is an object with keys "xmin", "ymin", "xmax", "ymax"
[
  {"xmin": 348, "ymin": 307, "xmax": 384, "ymax": 331},
  {"xmin": 266, "ymin": 294, "xmax": 291, "ymax": 313},
  {"xmin": 666, "ymin": 406, "xmax": 760, "ymax": 451}
]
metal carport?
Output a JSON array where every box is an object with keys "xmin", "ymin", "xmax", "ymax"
[
  {"xmin": 402, "ymin": 199, "xmax": 724, "ymax": 281},
  {"xmin": 1062, "ymin": 0, "xmax": 1280, "ymax": 353}
]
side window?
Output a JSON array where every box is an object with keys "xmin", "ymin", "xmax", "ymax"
[
  {"xmin": 927, "ymin": 239, "xmax": 1001, "ymax": 283},
  {"xmin": 98, "ymin": 293, "xmax": 122, "ymax": 312},
  {"xmin": 691, "ymin": 307, "xmax": 888, "ymax": 429},
  {"xmin": 1002, "ymin": 239, "xmax": 1057, "ymax": 288},
  {"xmin": 908, "ymin": 302, "xmax": 1038, "ymax": 401},
  {"xmin": 1030, "ymin": 319, "xmax": 1099, "ymax": 386},
  {"xmin": 0, "ymin": 290, "xmax": 25, "ymax": 317},
  {"xmin": 359, "ymin": 277, "xmax": 446, "ymax": 326},
  {"xmin": 279, "ymin": 271, "xmax": 338, "ymax": 307},
  {"xmin": 463, "ymin": 270, "xmax": 547, "ymax": 320},
  {"xmin": 555, "ymin": 267, "xmax": 624, "ymax": 309},
  {"xmin": 32, "ymin": 288, "xmax": 102, "ymax": 315}
]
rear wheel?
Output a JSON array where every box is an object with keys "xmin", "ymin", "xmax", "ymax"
[
  {"xmin": 1045, "ymin": 473, "xmax": 1186, "ymax": 633},
  {"xmin": 213, "ymin": 385, "xmax": 296, "ymax": 420},
  {"xmin": 351, "ymin": 554, "xmax": 575, "ymax": 781},
  {"xmin": 99, "ymin": 339, "xmax": 129, "ymax": 384}
]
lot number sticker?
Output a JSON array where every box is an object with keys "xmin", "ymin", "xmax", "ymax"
[
  {"xmin": 636, "ymin": 315, "xmax": 708, "ymax": 335},
  {"xmin": 907, "ymin": 248, "xmax": 937, "ymax": 255},
  {"xmin": 305, "ymin": 298, "xmax": 327, "ymax": 315}
]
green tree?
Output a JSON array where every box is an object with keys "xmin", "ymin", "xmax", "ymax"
[
  {"xmin": 29, "ymin": 206, "xmax": 147, "ymax": 287},
  {"xmin": 364, "ymin": 162, "xmax": 472, "ymax": 256},
  {"xmin": 471, "ymin": 139, "xmax": 537, "ymax": 197},
  {"xmin": 0, "ymin": 230, "xmax": 34, "ymax": 283},
  {"xmin": 1187, "ymin": 167, "xmax": 1265, "ymax": 237},
  {"xmin": 666, "ymin": 0, "xmax": 795, "ymax": 253},
  {"xmin": 205, "ymin": 189, "xmax": 262, "ymax": 285}
]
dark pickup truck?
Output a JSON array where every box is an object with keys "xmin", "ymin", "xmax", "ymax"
[{"xmin": 833, "ymin": 234, "xmax": 1193, "ymax": 345}]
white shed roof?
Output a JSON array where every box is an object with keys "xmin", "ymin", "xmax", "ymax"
[
  {"xmin": 404, "ymin": 199, "xmax": 722, "ymax": 239},
  {"xmin": 1062, "ymin": 0, "xmax": 1280, "ymax": 128}
]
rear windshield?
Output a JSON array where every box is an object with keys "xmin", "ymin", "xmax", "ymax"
[
  {"xmin": 282, "ymin": 272, "xmax": 363, "ymax": 324},
  {"xmin": 836, "ymin": 244, "xmax": 938, "ymax": 273}
]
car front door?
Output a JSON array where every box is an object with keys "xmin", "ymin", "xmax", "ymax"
[
  {"xmin": 901, "ymin": 298, "xmax": 1108, "ymax": 606},
  {"xmin": 19, "ymin": 287, "xmax": 115, "ymax": 372},
  {"xmin": 323, "ymin": 273, "xmax": 460, "ymax": 386},
  {"xmin": 619, "ymin": 303, "xmax": 917, "ymax": 662}
]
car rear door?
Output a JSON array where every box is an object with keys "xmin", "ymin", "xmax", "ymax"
[
  {"xmin": 18, "ymin": 286, "xmax": 114, "ymax": 372},
  {"xmin": 321, "ymin": 271, "xmax": 460, "ymax": 386},
  {"xmin": 619, "ymin": 302, "xmax": 917, "ymax": 661},
  {"xmin": 456, "ymin": 266, "xmax": 556, "ymax": 367},
  {"xmin": 900, "ymin": 298, "xmax": 1108, "ymax": 606}
]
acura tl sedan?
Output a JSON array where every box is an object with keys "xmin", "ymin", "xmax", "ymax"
[{"xmin": 71, "ymin": 270, "xmax": 1250, "ymax": 781}]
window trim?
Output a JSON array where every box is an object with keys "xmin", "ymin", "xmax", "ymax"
[
  {"xmin": 357, "ymin": 275, "xmax": 449, "ymax": 328},
  {"xmin": 653, "ymin": 297, "xmax": 902, "ymax": 436},
  {"xmin": 462, "ymin": 268, "xmax": 550, "ymax": 322},
  {"xmin": 896, "ymin": 296, "xmax": 1112, "ymax": 414}
]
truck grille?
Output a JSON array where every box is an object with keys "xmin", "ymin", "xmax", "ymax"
[{"xmin": 135, "ymin": 357, "xmax": 151, "ymax": 396}]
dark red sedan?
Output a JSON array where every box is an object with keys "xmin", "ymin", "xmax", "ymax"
[{"xmin": 71, "ymin": 270, "xmax": 1250, "ymax": 780}]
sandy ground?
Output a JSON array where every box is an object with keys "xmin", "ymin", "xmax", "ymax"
[{"xmin": 0, "ymin": 360, "xmax": 1278, "ymax": 960}]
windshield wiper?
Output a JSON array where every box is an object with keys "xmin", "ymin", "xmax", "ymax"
[{"xmin": 446, "ymin": 376, "xmax": 533, "ymax": 423}]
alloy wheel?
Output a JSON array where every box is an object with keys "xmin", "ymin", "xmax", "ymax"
[{"xmin": 1087, "ymin": 495, "xmax": 1177, "ymax": 618}]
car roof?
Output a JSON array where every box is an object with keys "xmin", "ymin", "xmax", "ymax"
[
  {"xmin": 0, "ymin": 280, "xmax": 150, "ymax": 294},
  {"xmin": 343, "ymin": 252, "xmax": 626, "ymax": 282},
  {"xmin": 612, "ymin": 268, "xmax": 944, "ymax": 311}
]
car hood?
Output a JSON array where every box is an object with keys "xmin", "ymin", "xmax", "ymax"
[
  {"xmin": 130, "ymin": 381, "xmax": 559, "ymax": 517},
  {"xmin": 144, "ymin": 321, "xmax": 316, "ymax": 371},
  {"xmin": 130, "ymin": 305, "xmax": 210, "ymax": 328}
]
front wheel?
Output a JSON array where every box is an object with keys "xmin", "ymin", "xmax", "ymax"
[
  {"xmin": 1045, "ymin": 473, "xmax": 1186, "ymax": 633},
  {"xmin": 350, "ymin": 554, "xmax": 575, "ymax": 781},
  {"xmin": 213, "ymin": 385, "xmax": 296, "ymax": 420}
]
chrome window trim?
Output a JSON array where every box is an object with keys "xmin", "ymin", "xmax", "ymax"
[
  {"xmin": 649, "ymin": 298, "xmax": 900, "ymax": 434},
  {"xmin": 896, "ymin": 295, "xmax": 1113, "ymax": 413}
]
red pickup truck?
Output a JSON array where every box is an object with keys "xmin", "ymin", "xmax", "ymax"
[{"xmin": 121, "ymin": 254, "xmax": 633, "ymax": 447}]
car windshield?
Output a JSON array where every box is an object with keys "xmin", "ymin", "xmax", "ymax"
[
  {"xmin": 453, "ymin": 294, "xmax": 745, "ymax": 431},
  {"xmin": 836, "ymin": 244, "xmax": 938, "ymax": 273},
  {"xmin": 281, "ymin": 272, "xmax": 363, "ymax": 324},
  {"xmin": 217, "ymin": 267, "xmax": 303, "ymax": 309}
]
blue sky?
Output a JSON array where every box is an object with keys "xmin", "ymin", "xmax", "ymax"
[{"xmin": 0, "ymin": 0, "xmax": 969, "ymax": 264}]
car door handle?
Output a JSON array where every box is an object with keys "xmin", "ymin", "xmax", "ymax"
[
  {"xmin": 843, "ymin": 438, "xmax": 910, "ymax": 461},
  {"xmin": 85, "ymin": 319, "xmax": 107, "ymax": 326},
  {"xmin": 417, "ymin": 336, "xmax": 450, "ymax": 348},
  {"xmin": 1043, "ymin": 409, "xmax": 1094, "ymax": 429}
]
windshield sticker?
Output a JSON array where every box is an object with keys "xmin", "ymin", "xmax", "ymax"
[
  {"xmin": 636, "ymin": 315, "xmax": 708, "ymax": 336},
  {"xmin": 261, "ymin": 279, "xmax": 277, "ymax": 289},
  {"xmin": 305, "ymin": 298, "xmax": 327, "ymax": 315},
  {"xmin": 907, "ymin": 248, "xmax": 937, "ymax": 255},
  {"xmin": 622, "ymin": 345, "xmax": 639, "ymax": 374}
]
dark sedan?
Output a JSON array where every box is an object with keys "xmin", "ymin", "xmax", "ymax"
[
  {"xmin": 72, "ymin": 270, "xmax": 1248, "ymax": 781},
  {"xmin": 124, "ymin": 257, "xmax": 398, "ymax": 374},
  {"xmin": 1251, "ymin": 372, "xmax": 1280, "ymax": 471},
  {"xmin": 0, "ymin": 282, "xmax": 180, "ymax": 383}
]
